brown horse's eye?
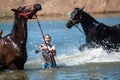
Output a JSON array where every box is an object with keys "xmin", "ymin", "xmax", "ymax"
[{"xmin": 18, "ymin": 7, "xmax": 24, "ymax": 12}]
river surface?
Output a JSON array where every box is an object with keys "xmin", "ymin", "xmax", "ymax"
[{"xmin": 0, "ymin": 16, "xmax": 120, "ymax": 80}]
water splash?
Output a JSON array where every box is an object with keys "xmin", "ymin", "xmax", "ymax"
[
  {"xmin": 56, "ymin": 47, "xmax": 120, "ymax": 66},
  {"xmin": 25, "ymin": 47, "xmax": 120, "ymax": 68}
]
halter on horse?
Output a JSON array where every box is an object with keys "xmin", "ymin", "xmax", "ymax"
[
  {"xmin": 0, "ymin": 4, "xmax": 41, "ymax": 70},
  {"xmin": 66, "ymin": 7, "xmax": 120, "ymax": 52}
]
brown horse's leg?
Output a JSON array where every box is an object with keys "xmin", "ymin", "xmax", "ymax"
[
  {"xmin": 0, "ymin": 64, "xmax": 5, "ymax": 70},
  {"xmin": 15, "ymin": 64, "xmax": 24, "ymax": 70},
  {"xmin": 7, "ymin": 62, "xmax": 18, "ymax": 70},
  {"xmin": 0, "ymin": 63, "xmax": 18, "ymax": 70},
  {"xmin": 5, "ymin": 57, "xmax": 18, "ymax": 70},
  {"xmin": 19, "ymin": 65, "xmax": 24, "ymax": 70}
]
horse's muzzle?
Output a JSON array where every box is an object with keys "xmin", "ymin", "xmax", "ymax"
[
  {"xmin": 66, "ymin": 20, "xmax": 74, "ymax": 28},
  {"xmin": 34, "ymin": 4, "xmax": 42, "ymax": 11}
]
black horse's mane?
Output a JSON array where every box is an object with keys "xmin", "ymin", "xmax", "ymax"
[{"xmin": 81, "ymin": 11, "xmax": 99, "ymax": 27}]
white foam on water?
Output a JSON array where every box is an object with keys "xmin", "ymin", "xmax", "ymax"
[
  {"xmin": 25, "ymin": 54, "xmax": 43, "ymax": 69},
  {"xmin": 56, "ymin": 47, "xmax": 120, "ymax": 66},
  {"xmin": 25, "ymin": 47, "xmax": 120, "ymax": 68}
]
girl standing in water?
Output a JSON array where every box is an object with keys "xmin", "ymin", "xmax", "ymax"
[{"xmin": 36, "ymin": 34, "xmax": 57, "ymax": 69}]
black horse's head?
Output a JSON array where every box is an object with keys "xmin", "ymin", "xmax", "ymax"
[
  {"xmin": 66, "ymin": 7, "xmax": 84, "ymax": 28},
  {"xmin": 11, "ymin": 4, "xmax": 42, "ymax": 19}
]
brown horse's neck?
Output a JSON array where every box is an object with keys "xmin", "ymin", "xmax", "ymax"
[
  {"xmin": 11, "ymin": 14, "xmax": 28, "ymax": 59},
  {"xmin": 11, "ymin": 14, "xmax": 28, "ymax": 45}
]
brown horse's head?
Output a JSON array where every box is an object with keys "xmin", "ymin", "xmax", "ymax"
[{"xmin": 11, "ymin": 4, "xmax": 42, "ymax": 19}]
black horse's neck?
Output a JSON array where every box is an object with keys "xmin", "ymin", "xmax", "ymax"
[
  {"xmin": 80, "ymin": 11, "xmax": 99, "ymax": 35},
  {"xmin": 11, "ymin": 13, "xmax": 28, "ymax": 45}
]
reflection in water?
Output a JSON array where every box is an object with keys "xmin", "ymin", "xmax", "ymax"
[
  {"xmin": 0, "ymin": 70, "xmax": 28, "ymax": 80},
  {"xmin": 26, "ymin": 68, "xmax": 58, "ymax": 80},
  {"xmin": 41, "ymin": 69, "xmax": 57, "ymax": 80}
]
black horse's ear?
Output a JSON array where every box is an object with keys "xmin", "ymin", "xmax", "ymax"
[
  {"xmin": 11, "ymin": 9, "xmax": 18, "ymax": 12},
  {"xmin": 81, "ymin": 7, "xmax": 85, "ymax": 10},
  {"xmin": 75, "ymin": 7, "xmax": 79, "ymax": 9},
  {"xmin": 78, "ymin": 7, "xmax": 85, "ymax": 11}
]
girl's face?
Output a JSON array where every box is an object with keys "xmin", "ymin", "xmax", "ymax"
[{"xmin": 45, "ymin": 35, "xmax": 51, "ymax": 44}]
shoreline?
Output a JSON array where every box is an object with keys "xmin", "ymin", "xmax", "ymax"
[{"xmin": 0, "ymin": 12, "xmax": 120, "ymax": 22}]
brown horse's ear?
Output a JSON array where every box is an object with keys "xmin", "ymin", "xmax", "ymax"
[{"xmin": 11, "ymin": 9, "xmax": 18, "ymax": 12}]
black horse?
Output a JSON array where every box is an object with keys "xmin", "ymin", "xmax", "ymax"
[{"xmin": 66, "ymin": 7, "xmax": 120, "ymax": 51}]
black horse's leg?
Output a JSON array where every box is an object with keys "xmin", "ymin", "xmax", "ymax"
[
  {"xmin": 79, "ymin": 42, "xmax": 100, "ymax": 51},
  {"xmin": 79, "ymin": 44, "xmax": 88, "ymax": 51}
]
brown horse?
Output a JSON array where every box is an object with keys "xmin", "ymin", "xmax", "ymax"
[{"xmin": 0, "ymin": 4, "xmax": 42, "ymax": 70}]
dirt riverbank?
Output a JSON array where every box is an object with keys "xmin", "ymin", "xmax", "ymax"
[{"xmin": 0, "ymin": 0, "xmax": 120, "ymax": 21}]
